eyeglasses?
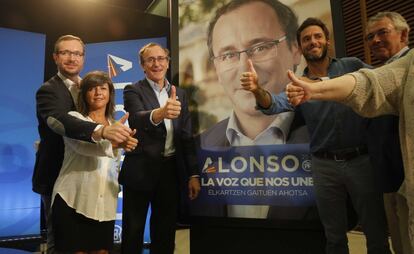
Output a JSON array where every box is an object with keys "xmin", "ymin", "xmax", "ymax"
[
  {"xmin": 365, "ymin": 28, "xmax": 393, "ymax": 42},
  {"xmin": 212, "ymin": 35, "xmax": 286, "ymax": 72},
  {"xmin": 56, "ymin": 50, "xmax": 84, "ymax": 58},
  {"xmin": 144, "ymin": 56, "xmax": 170, "ymax": 64}
]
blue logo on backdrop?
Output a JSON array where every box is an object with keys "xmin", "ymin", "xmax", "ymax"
[
  {"xmin": 197, "ymin": 144, "xmax": 315, "ymax": 206},
  {"xmin": 108, "ymin": 54, "xmax": 133, "ymax": 78}
]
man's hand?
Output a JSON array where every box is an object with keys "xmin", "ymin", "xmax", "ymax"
[
  {"xmin": 114, "ymin": 129, "xmax": 138, "ymax": 152},
  {"xmin": 188, "ymin": 177, "xmax": 201, "ymax": 200},
  {"xmin": 239, "ymin": 59, "xmax": 272, "ymax": 109},
  {"xmin": 103, "ymin": 113, "xmax": 134, "ymax": 143},
  {"xmin": 240, "ymin": 59, "xmax": 260, "ymax": 93},
  {"xmin": 92, "ymin": 113, "xmax": 133, "ymax": 144},
  {"xmin": 286, "ymin": 70, "xmax": 313, "ymax": 106},
  {"xmin": 163, "ymin": 85, "xmax": 181, "ymax": 119},
  {"xmin": 152, "ymin": 85, "xmax": 181, "ymax": 124}
]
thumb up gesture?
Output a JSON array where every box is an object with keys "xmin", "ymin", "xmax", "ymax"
[
  {"xmin": 151, "ymin": 85, "xmax": 182, "ymax": 124},
  {"xmin": 240, "ymin": 59, "xmax": 259, "ymax": 93},
  {"xmin": 162, "ymin": 85, "xmax": 181, "ymax": 119}
]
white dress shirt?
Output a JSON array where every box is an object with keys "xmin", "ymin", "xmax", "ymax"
[
  {"xmin": 52, "ymin": 111, "xmax": 121, "ymax": 222},
  {"xmin": 148, "ymin": 78, "xmax": 175, "ymax": 156},
  {"xmin": 225, "ymin": 111, "xmax": 294, "ymax": 218},
  {"xmin": 57, "ymin": 72, "xmax": 80, "ymax": 106}
]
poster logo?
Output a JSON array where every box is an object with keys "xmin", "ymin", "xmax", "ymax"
[{"xmin": 107, "ymin": 54, "xmax": 132, "ymax": 78}]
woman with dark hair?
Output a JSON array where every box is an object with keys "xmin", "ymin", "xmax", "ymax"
[{"xmin": 51, "ymin": 71, "xmax": 134, "ymax": 254}]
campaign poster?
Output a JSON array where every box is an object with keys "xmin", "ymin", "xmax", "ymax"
[{"xmin": 179, "ymin": 0, "xmax": 334, "ymax": 220}]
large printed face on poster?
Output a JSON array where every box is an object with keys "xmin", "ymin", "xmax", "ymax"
[{"xmin": 179, "ymin": 0, "xmax": 334, "ymax": 220}]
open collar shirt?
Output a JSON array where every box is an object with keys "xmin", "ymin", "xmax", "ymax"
[
  {"xmin": 225, "ymin": 111, "xmax": 294, "ymax": 146},
  {"xmin": 262, "ymin": 57, "xmax": 371, "ymax": 153},
  {"xmin": 224, "ymin": 110, "xmax": 294, "ymax": 218},
  {"xmin": 147, "ymin": 78, "xmax": 175, "ymax": 157}
]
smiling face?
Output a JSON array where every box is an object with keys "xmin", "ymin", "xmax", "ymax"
[
  {"xmin": 85, "ymin": 83, "xmax": 110, "ymax": 112},
  {"xmin": 53, "ymin": 39, "xmax": 84, "ymax": 80},
  {"xmin": 140, "ymin": 45, "xmax": 169, "ymax": 86},
  {"xmin": 367, "ymin": 17, "xmax": 407, "ymax": 62},
  {"xmin": 211, "ymin": 1, "xmax": 300, "ymax": 117},
  {"xmin": 299, "ymin": 25, "xmax": 329, "ymax": 62}
]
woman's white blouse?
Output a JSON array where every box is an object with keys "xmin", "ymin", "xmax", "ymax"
[{"xmin": 52, "ymin": 111, "xmax": 121, "ymax": 222}]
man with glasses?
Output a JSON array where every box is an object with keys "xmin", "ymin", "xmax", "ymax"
[
  {"xmin": 34, "ymin": 35, "xmax": 136, "ymax": 253},
  {"xmin": 366, "ymin": 11, "xmax": 411, "ymax": 254},
  {"xmin": 120, "ymin": 42, "xmax": 200, "ymax": 254},
  {"xmin": 242, "ymin": 17, "xmax": 391, "ymax": 253},
  {"xmin": 198, "ymin": 0, "xmax": 311, "ymax": 220}
]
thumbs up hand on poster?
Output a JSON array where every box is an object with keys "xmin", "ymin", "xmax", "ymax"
[
  {"xmin": 240, "ymin": 59, "xmax": 259, "ymax": 93},
  {"xmin": 239, "ymin": 59, "xmax": 273, "ymax": 109}
]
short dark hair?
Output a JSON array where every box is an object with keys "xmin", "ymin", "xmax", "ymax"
[
  {"xmin": 78, "ymin": 71, "xmax": 115, "ymax": 120},
  {"xmin": 296, "ymin": 17, "xmax": 330, "ymax": 47},
  {"xmin": 54, "ymin": 34, "xmax": 85, "ymax": 54},
  {"xmin": 206, "ymin": 0, "xmax": 298, "ymax": 57},
  {"xmin": 139, "ymin": 42, "xmax": 170, "ymax": 65}
]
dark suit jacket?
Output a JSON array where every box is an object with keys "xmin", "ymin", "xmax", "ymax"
[
  {"xmin": 367, "ymin": 116, "xmax": 404, "ymax": 192},
  {"xmin": 120, "ymin": 79, "xmax": 198, "ymax": 191},
  {"xmin": 33, "ymin": 75, "xmax": 97, "ymax": 195}
]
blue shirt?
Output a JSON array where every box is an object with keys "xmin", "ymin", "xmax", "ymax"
[{"xmin": 261, "ymin": 57, "xmax": 371, "ymax": 153}]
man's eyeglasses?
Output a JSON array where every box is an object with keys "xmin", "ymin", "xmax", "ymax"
[
  {"xmin": 365, "ymin": 28, "xmax": 393, "ymax": 42},
  {"xmin": 56, "ymin": 50, "xmax": 84, "ymax": 58},
  {"xmin": 212, "ymin": 35, "xmax": 286, "ymax": 72},
  {"xmin": 144, "ymin": 56, "xmax": 170, "ymax": 64}
]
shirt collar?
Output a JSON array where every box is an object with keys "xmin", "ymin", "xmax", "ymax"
[
  {"xmin": 303, "ymin": 57, "xmax": 336, "ymax": 79},
  {"xmin": 385, "ymin": 46, "xmax": 410, "ymax": 64},
  {"xmin": 146, "ymin": 77, "xmax": 170, "ymax": 92},
  {"xmin": 225, "ymin": 111, "xmax": 294, "ymax": 145},
  {"xmin": 57, "ymin": 72, "xmax": 81, "ymax": 89}
]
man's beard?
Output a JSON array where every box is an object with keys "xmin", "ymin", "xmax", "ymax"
[{"xmin": 303, "ymin": 44, "xmax": 328, "ymax": 62}]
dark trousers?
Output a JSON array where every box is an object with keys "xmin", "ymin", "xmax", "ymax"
[
  {"xmin": 121, "ymin": 159, "xmax": 179, "ymax": 254},
  {"xmin": 41, "ymin": 194, "xmax": 55, "ymax": 254},
  {"xmin": 312, "ymin": 154, "xmax": 391, "ymax": 254}
]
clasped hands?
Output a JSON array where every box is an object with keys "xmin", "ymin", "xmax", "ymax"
[{"xmin": 99, "ymin": 112, "xmax": 138, "ymax": 152}]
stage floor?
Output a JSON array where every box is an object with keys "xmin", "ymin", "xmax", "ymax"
[{"xmin": 3, "ymin": 229, "xmax": 394, "ymax": 254}]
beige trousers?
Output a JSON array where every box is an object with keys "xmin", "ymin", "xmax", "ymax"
[{"xmin": 384, "ymin": 192, "xmax": 412, "ymax": 254}]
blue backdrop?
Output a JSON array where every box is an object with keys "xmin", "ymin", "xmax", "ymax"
[
  {"xmin": 0, "ymin": 28, "xmax": 45, "ymax": 237},
  {"xmin": 0, "ymin": 29, "xmax": 166, "ymax": 241}
]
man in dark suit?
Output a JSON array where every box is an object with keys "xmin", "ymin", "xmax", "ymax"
[
  {"xmin": 120, "ymin": 43, "xmax": 201, "ymax": 254},
  {"xmin": 366, "ymin": 11, "xmax": 411, "ymax": 254},
  {"xmin": 34, "ymin": 35, "xmax": 135, "ymax": 253}
]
